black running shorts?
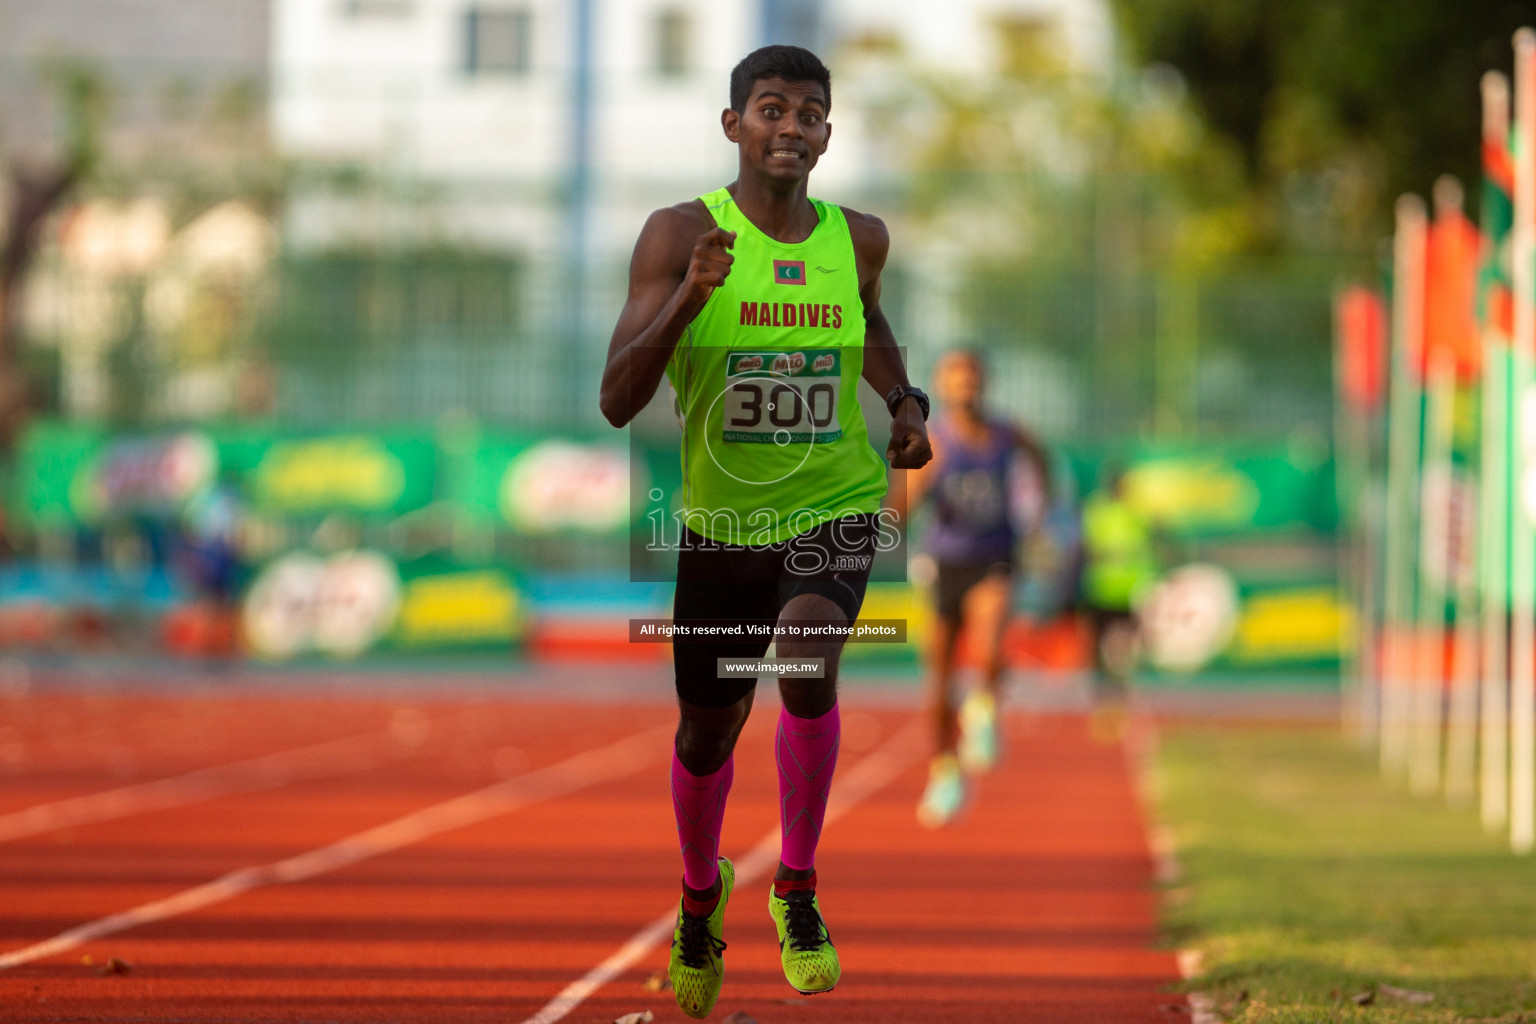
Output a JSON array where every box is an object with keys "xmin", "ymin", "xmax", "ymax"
[
  {"xmin": 933, "ymin": 559, "xmax": 1015, "ymax": 622},
  {"xmin": 672, "ymin": 513, "xmax": 878, "ymax": 709}
]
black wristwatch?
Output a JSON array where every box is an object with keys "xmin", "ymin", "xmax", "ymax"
[{"xmin": 885, "ymin": 384, "xmax": 930, "ymax": 421}]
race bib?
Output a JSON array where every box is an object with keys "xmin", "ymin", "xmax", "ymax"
[{"xmin": 722, "ymin": 350, "xmax": 843, "ymax": 444}]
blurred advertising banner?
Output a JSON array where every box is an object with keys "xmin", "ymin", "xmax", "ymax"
[
  {"xmin": 1070, "ymin": 443, "xmax": 1345, "ymax": 681},
  {"xmin": 13, "ymin": 422, "xmax": 640, "ymax": 532},
  {"xmin": 1140, "ymin": 568, "xmax": 1353, "ymax": 679},
  {"xmin": 2, "ymin": 422, "xmax": 640, "ymax": 662},
  {"xmin": 16, "ymin": 425, "xmax": 1333, "ymax": 537},
  {"xmin": 450, "ymin": 435, "xmax": 638, "ymax": 533},
  {"xmin": 243, "ymin": 434, "xmax": 437, "ymax": 516},
  {"xmin": 1092, "ymin": 447, "xmax": 1337, "ymax": 537},
  {"xmin": 242, "ymin": 555, "xmax": 525, "ymax": 661},
  {"xmin": 3, "ymin": 421, "xmax": 1344, "ymax": 677}
]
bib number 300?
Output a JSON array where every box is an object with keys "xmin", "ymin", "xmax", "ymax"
[{"xmin": 722, "ymin": 350, "xmax": 843, "ymax": 445}]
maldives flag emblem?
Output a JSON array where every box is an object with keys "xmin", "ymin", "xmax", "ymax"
[{"xmin": 773, "ymin": 259, "xmax": 807, "ymax": 285}]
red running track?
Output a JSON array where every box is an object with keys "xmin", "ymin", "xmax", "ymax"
[{"xmin": 0, "ymin": 685, "xmax": 1182, "ymax": 1022}]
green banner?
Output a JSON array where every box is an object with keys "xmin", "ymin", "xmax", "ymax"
[
  {"xmin": 14, "ymin": 424, "xmax": 441, "ymax": 524},
  {"xmin": 245, "ymin": 433, "xmax": 437, "ymax": 515},
  {"xmin": 1065, "ymin": 444, "xmax": 1337, "ymax": 537},
  {"xmin": 450, "ymin": 433, "xmax": 637, "ymax": 533},
  {"xmin": 240, "ymin": 549, "xmax": 526, "ymax": 661},
  {"xmin": 15, "ymin": 421, "xmax": 107, "ymax": 527}
]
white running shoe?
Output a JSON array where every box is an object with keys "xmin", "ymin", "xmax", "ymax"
[
  {"xmin": 916, "ymin": 754, "xmax": 966, "ymax": 829},
  {"xmin": 958, "ymin": 691, "xmax": 1001, "ymax": 773}
]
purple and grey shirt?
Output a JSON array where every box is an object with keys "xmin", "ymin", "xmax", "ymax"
[{"xmin": 923, "ymin": 417, "xmax": 1018, "ymax": 566}]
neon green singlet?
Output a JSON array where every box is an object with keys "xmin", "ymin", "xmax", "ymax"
[
  {"xmin": 1081, "ymin": 492, "xmax": 1158, "ymax": 611},
  {"xmin": 665, "ymin": 186, "xmax": 888, "ymax": 546}
]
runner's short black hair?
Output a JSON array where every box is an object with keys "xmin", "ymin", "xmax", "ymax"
[
  {"xmin": 940, "ymin": 347, "xmax": 989, "ymax": 372},
  {"xmin": 730, "ymin": 45, "xmax": 831, "ymax": 114}
]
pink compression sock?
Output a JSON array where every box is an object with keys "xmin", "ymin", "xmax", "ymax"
[
  {"xmin": 776, "ymin": 703, "xmax": 841, "ymax": 872},
  {"xmin": 671, "ymin": 752, "xmax": 733, "ymax": 892}
]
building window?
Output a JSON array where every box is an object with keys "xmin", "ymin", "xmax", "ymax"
[
  {"xmin": 654, "ymin": 8, "xmax": 690, "ymax": 77},
  {"xmin": 340, "ymin": 0, "xmax": 412, "ymax": 17},
  {"xmin": 465, "ymin": 7, "xmax": 532, "ymax": 75},
  {"xmin": 761, "ymin": 0, "xmax": 821, "ymax": 53}
]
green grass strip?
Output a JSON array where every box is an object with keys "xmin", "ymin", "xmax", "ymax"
[{"xmin": 1156, "ymin": 725, "xmax": 1536, "ymax": 1023}]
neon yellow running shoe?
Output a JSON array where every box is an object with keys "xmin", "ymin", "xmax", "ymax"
[
  {"xmin": 768, "ymin": 883, "xmax": 841, "ymax": 995},
  {"xmin": 668, "ymin": 856, "xmax": 734, "ymax": 1019}
]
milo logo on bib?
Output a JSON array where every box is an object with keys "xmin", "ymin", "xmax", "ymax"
[{"xmin": 722, "ymin": 349, "xmax": 843, "ymax": 445}]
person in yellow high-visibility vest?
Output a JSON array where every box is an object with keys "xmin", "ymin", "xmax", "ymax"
[{"xmin": 1079, "ymin": 465, "xmax": 1158, "ymax": 739}]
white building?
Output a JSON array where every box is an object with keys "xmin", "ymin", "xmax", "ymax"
[
  {"xmin": 268, "ymin": 0, "xmax": 1117, "ymax": 431},
  {"xmin": 270, "ymin": 0, "xmax": 1114, "ymax": 257},
  {"xmin": 0, "ymin": 0, "xmax": 271, "ymax": 164}
]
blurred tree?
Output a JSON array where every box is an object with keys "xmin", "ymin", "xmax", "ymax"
[
  {"xmin": 7, "ymin": 58, "xmax": 285, "ymax": 432},
  {"xmin": 0, "ymin": 59, "xmax": 104, "ymax": 448},
  {"xmin": 1109, "ymin": 0, "xmax": 1532, "ymax": 256},
  {"xmin": 840, "ymin": 22, "xmax": 1341, "ymax": 441},
  {"xmin": 879, "ymin": 22, "xmax": 1247, "ymax": 273}
]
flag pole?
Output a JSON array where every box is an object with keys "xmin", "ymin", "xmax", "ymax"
[
  {"xmin": 1479, "ymin": 70, "xmax": 1513, "ymax": 833},
  {"xmin": 1439, "ymin": 175, "xmax": 1482, "ymax": 807},
  {"xmin": 1445, "ymin": 472, "xmax": 1481, "ymax": 805},
  {"xmin": 1508, "ymin": 27, "xmax": 1536, "ymax": 854},
  {"xmin": 1383, "ymin": 194, "xmax": 1428, "ymax": 780},
  {"xmin": 1335, "ymin": 289, "xmax": 1382, "ymax": 747},
  {"xmin": 1334, "ymin": 288, "xmax": 1360, "ymax": 740},
  {"xmin": 1412, "ymin": 206, "xmax": 1454, "ymax": 797}
]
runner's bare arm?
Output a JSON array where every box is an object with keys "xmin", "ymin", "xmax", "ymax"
[
  {"xmin": 1010, "ymin": 424, "xmax": 1054, "ymax": 501},
  {"xmin": 884, "ymin": 436, "xmax": 942, "ymax": 520},
  {"xmin": 599, "ymin": 203, "xmax": 736, "ymax": 428},
  {"xmin": 846, "ymin": 208, "xmax": 932, "ymax": 470}
]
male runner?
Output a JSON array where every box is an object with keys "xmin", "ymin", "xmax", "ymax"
[
  {"xmin": 901, "ymin": 349, "xmax": 1051, "ymax": 827},
  {"xmin": 599, "ymin": 45, "xmax": 932, "ymax": 1019}
]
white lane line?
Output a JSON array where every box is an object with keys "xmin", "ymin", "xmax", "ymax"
[
  {"xmin": 1123, "ymin": 716, "xmax": 1220, "ymax": 1024},
  {"xmin": 0, "ymin": 723, "xmax": 673, "ymax": 971},
  {"xmin": 0, "ymin": 718, "xmax": 431, "ymax": 844},
  {"xmin": 519, "ymin": 718, "xmax": 924, "ymax": 1024}
]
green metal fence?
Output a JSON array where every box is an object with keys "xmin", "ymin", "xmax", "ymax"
[
  {"xmin": 17, "ymin": 224, "xmax": 1339, "ymax": 443},
  {"xmin": 252, "ymin": 249, "xmax": 1338, "ymax": 443}
]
